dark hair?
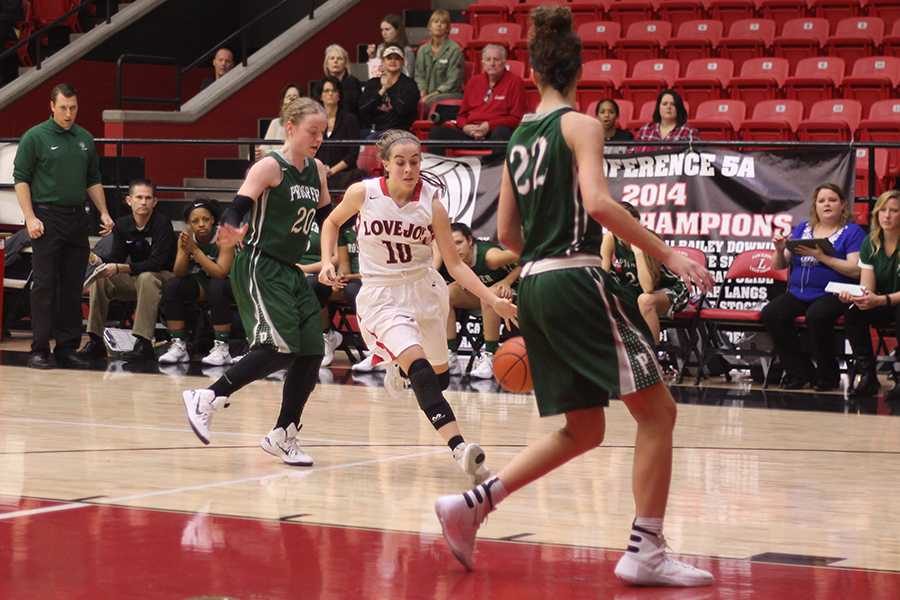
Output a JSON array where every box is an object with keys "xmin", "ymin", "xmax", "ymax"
[
  {"xmin": 597, "ymin": 98, "xmax": 620, "ymax": 117},
  {"xmin": 381, "ymin": 13, "xmax": 409, "ymax": 47},
  {"xmin": 214, "ymin": 46, "xmax": 234, "ymax": 61},
  {"xmin": 528, "ymin": 6, "xmax": 581, "ymax": 94},
  {"xmin": 652, "ymin": 89, "xmax": 688, "ymax": 127},
  {"xmin": 50, "ymin": 83, "xmax": 77, "ymax": 102},
  {"xmin": 127, "ymin": 178, "xmax": 155, "ymax": 196},
  {"xmin": 183, "ymin": 198, "xmax": 220, "ymax": 224},
  {"xmin": 450, "ymin": 222, "xmax": 474, "ymax": 240},
  {"xmin": 318, "ymin": 76, "xmax": 343, "ymax": 103},
  {"xmin": 620, "ymin": 201, "xmax": 640, "ymax": 220}
]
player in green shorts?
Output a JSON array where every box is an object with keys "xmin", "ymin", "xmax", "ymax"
[
  {"xmin": 435, "ymin": 7, "xmax": 715, "ymax": 587},
  {"xmin": 445, "ymin": 222, "xmax": 520, "ymax": 378},
  {"xmin": 601, "ymin": 201, "xmax": 690, "ymax": 343},
  {"xmin": 181, "ymin": 97, "xmax": 332, "ymax": 467}
]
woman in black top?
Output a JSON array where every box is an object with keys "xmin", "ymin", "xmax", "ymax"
[
  {"xmin": 358, "ymin": 45, "xmax": 420, "ymax": 134},
  {"xmin": 317, "ymin": 76, "xmax": 364, "ymax": 191},
  {"xmin": 596, "ymin": 99, "xmax": 633, "ymax": 155}
]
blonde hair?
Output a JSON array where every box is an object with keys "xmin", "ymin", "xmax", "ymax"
[
  {"xmin": 868, "ymin": 189, "xmax": 900, "ymax": 253},
  {"xmin": 322, "ymin": 44, "xmax": 349, "ymax": 77},
  {"xmin": 428, "ymin": 9, "xmax": 451, "ymax": 28},
  {"xmin": 808, "ymin": 183, "xmax": 850, "ymax": 228},
  {"xmin": 281, "ymin": 97, "xmax": 326, "ymax": 127},
  {"xmin": 376, "ymin": 129, "xmax": 420, "ymax": 162}
]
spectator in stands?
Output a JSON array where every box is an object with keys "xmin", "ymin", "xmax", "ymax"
[
  {"xmin": 157, "ymin": 199, "xmax": 235, "ymax": 367},
  {"xmin": 358, "ymin": 45, "xmax": 420, "ymax": 135},
  {"xmin": 297, "ymin": 219, "xmax": 343, "ymax": 367},
  {"xmin": 600, "ymin": 202, "xmax": 689, "ymax": 343},
  {"xmin": 762, "ymin": 183, "xmax": 865, "ymax": 391},
  {"xmin": 0, "ymin": 0, "xmax": 21, "ymax": 42},
  {"xmin": 428, "ymin": 44, "xmax": 526, "ymax": 160},
  {"xmin": 316, "ymin": 76, "xmax": 364, "ymax": 190},
  {"xmin": 415, "ymin": 9, "xmax": 464, "ymax": 107},
  {"xmin": 255, "ymin": 83, "xmax": 301, "ymax": 160},
  {"xmin": 77, "ymin": 179, "xmax": 176, "ymax": 363},
  {"xmin": 596, "ymin": 99, "xmax": 633, "ymax": 155},
  {"xmin": 14, "ymin": 82, "xmax": 114, "ymax": 369},
  {"xmin": 635, "ymin": 89, "xmax": 698, "ymax": 152},
  {"xmin": 200, "ymin": 47, "xmax": 235, "ymax": 90},
  {"xmin": 839, "ymin": 190, "xmax": 900, "ymax": 398},
  {"xmin": 444, "ymin": 223, "xmax": 520, "ymax": 379},
  {"xmin": 310, "ymin": 44, "xmax": 362, "ymax": 117},
  {"xmin": 367, "ymin": 13, "xmax": 416, "ymax": 78}
]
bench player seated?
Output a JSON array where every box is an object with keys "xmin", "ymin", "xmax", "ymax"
[{"xmin": 444, "ymin": 222, "xmax": 520, "ymax": 378}]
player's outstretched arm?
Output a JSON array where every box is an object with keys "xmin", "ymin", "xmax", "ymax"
[
  {"xmin": 433, "ymin": 199, "xmax": 518, "ymax": 324},
  {"xmin": 320, "ymin": 181, "xmax": 365, "ymax": 286}
]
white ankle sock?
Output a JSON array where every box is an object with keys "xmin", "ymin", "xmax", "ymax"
[
  {"xmin": 633, "ymin": 517, "xmax": 663, "ymax": 536},
  {"xmin": 463, "ymin": 475, "xmax": 508, "ymax": 520}
]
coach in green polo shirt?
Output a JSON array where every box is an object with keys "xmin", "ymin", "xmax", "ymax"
[{"xmin": 13, "ymin": 82, "xmax": 113, "ymax": 369}]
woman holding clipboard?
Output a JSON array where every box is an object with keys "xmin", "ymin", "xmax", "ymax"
[
  {"xmin": 761, "ymin": 183, "xmax": 865, "ymax": 391},
  {"xmin": 839, "ymin": 190, "xmax": 900, "ymax": 398}
]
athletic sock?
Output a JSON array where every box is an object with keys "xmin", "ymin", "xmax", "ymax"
[
  {"xmin": 448, "ymin": 434, "xmax": 464, "ymax": 451},
  {"xmin": 484, "ymin": 340, "xmax": 498, "ymax": 353},
  {"xmin": 209, "ymin": 346, "xmax": 294, "ymax": 398},
  {"xmin": 633, "ymin": 517, "xmax": 664, "ymax": 536},
  {"xmin": 463, "ymin": 475, "xmax": 508, "ymax": 520}
]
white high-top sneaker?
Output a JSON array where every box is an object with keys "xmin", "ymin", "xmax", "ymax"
[
  {"xmin": 260, "ymin": 423, "xmax": 314, "ymax": 466},
  {"xmin": 614, "ymin": 525, "xmax": 714, "ymax": 587},
  {"xmin": 452, "ymin": 442, "xmax": 491, "ymax": 484},
  {"xmin": 469, "ymin": 351, "xmax": 494, "ymax": 379},
  {"xmin": 434, "ymin": 480, "xmax": 500, "ymax": 571},
  {"xmin": 383, "ymin": 362, "xmax": 410, "ymax": 399},
  {"xmin": 351, "ymin": 351, "xmax": 386, "ymax": 373},
  {"xmin": 321, "ymin": 330, "xmax": 343, "ymax": 367},
  {"xmin": 182, "ymin": 389, "xmax": 227, "ymax": 445},
  {"xmin": 201, "ymin": 340, "xmax": 233, "ymax": 366},
  {"xmin": 159, "ymin": 338, "xmax": 189, "ymax": 364}
]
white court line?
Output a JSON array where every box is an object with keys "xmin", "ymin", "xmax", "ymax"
[
  {"xmin": 0, "ymin": 447, "xmax": 447, "ymax": 522},
  {"xmin": 0, "ymin": 415, "xmax": 347, "ymax": 444}
]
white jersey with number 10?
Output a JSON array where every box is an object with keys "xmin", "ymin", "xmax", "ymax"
[{"xmin": 357, "ymin": 176, "xmax": 438, "ymax": 280}]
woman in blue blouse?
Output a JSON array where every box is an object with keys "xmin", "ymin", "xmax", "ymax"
[{"xmin": 761, "ymin": 183, "xmax": 865, "ymax": 390}]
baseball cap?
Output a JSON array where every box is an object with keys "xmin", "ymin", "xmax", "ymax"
[{"xmin": 381, "ymin": 46, "xmax": 404, "ymax": 60}]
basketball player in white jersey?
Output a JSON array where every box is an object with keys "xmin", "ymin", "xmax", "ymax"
[{"xmin": 319, "ymin": 129, "xmax": 518, "ymax": 484}]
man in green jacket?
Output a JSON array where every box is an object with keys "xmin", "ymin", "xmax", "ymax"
[{"xmin": 13, "ymin": 83, "xmax": 114, "ymax": 369}]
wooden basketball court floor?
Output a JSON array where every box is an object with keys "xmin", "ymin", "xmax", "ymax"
[{"xmin": 2, "ymin": 345, "xmax": 900, "ymax": 599}]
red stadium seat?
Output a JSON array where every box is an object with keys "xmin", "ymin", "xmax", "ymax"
[
  {"xmin": 32, "ymin": 0, "xmax": 80, "ymax": 31},
  {"xmin": 772, "ymin": 18, "xmax": 830, "ymax": 73},
  {"xmin": 620, "ymin": 59, "xmax": 681, "ymax": 109},
  {"xmin": 759, "ymin": 0, "xmax": 810, "ymax": 35},
  {"xmin": 869, "ymin": 0, "xmax": 900, "ymax": 30},
  {"xmin": 674, "ymin": 59, "xmax": 735, "ymax": 116},
  {"xmin": 449, "ymin": 23, "xmax": 475, "ymax": 48},
  {"xmin": 881, "ymin": 20, "xmax": 900, "ymax": 57},
  {"xmin": 718, "ymin": 19, "xmax": 777, "ymax": 72},
  {"xmin": 578, "ymin": 21, "xmax": 622, "ymax": 61},
  {"xmin": 842, "ymin": 56, "xmax": 900, "ymax": 116},
  {"xmin": 738, "ymin": 99, "xmax": 805, "ymax": 139},
  {"xmin": 614, "ymin": 20, "xmax": 673, "ymax": 72},
  {"xmin": 466, "ymin": 0, "xmax": 514, "ymax": 36},
  {"xmin": 666, "ymin": 20, "xmax": 725, "ymax": 75},
  {"xmin": 858, "ymin": 99, "xmax": 900, "ymax": 182},
  {"xmin": 577, "ymin": 59, "xmax": 628, "ymax": 108},
  {"xmin": 796, "ymin": 98, "xmax": 863, "ymax": 140},
  {"xmin": 825, "ymin": 18, "xmax": 886, "ymax": 74},
  {"xmin": 782, "ymin": 56, "xmax": 845, "ymax": 117},
  {"xmin": 465, "ymin": 22, "xmax": 523, "ymax": 64},
  {"xmin": 728, "ymin": 57, "xmax": 789, "ymax": 107},
  {"xmin": 690, "ymin": 99, "xmax": 747, "ymax": 139},
  {"xmin": 809, "ymin": 0, "xmax": 865, "ymax": 33},
  {"xmin": 626, "ymin": 100, "xmax": 659, "ymax": 131},
  {"xmin": 657, "ymin": 0, "xmax": 707, "ymax": 31},
  {"xmin": 706, "ymin": 0, "xmax": 758, "ymax": 32},
  {"xmin": 855, "ymin": 148, "xmax": 892, "ymax": 198},
  {"xmin": 607, "ymin": 0, "xmax": 658, "ymax": 31},
  {"xmin": 504, "ymin": 59, "xmax": 527, "ymax": 79}
]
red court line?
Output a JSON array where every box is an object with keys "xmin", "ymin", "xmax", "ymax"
[{"xmin": 0, "ymin": 497, "xmax": 898, "ymax": 600}]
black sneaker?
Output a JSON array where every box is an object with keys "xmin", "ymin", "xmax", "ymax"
[
  {"xmin": 782, "ymin": 374, "xmax": 811, "ymax": 390},
  {"xmin": 27, "ymin": 351, "xmax": 56, "ymax": 370},
  {"xmin": 121, "ymin": 336, "xmax": 156, "ymax": 362},
  {"xmin": 76, "ymin": 336, "xmax": 108, "ymax": 360}
]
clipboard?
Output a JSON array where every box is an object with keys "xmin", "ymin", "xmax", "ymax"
[{"xmin": 786, "ymin": 238, "xmax": 835, "ymax": 256}]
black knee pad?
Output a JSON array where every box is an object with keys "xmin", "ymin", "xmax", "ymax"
[
  {"xmin": 438, "ymin": 370, "xmax": 450, "ymax": 390},
  {"xmin": 408, "ymin": 359, "xmax": 456, "ymax": 429}
]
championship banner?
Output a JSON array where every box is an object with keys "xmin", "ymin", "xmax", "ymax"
[{"xmin": 604, "ymin": 146, "xmax": 856, "ymax": 308}]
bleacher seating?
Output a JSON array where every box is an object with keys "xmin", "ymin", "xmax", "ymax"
[
  {"xmin": 578, "ymin": 21, "xmax": 621, "ymax": 61},
  {"xmin": 738, "ymin": 99, "xmax": 804, "ymax": 140},
  {"xmin": 718, "ymin": 18, "xmax": 776, "ymax": 71},
  {"xmin": 783, "ymin": 57, "xmax": 845, "ymax": 116},
  {"xmin": 674, "ymin": 58, "xmax": 734, "ymax": 116},
  {"xmin": 614, "ymin": 20, "xmax": 673, "ymax": 72},
  {"xmin": 842, "ymin": 56, "xmax": 900, "ymax": 114},
  {"xmin": 666, "ymin": 20, "xmax": 725, "ymax": 73},
  {"xmin": 825, "ymin": 17, "xmax": 886, "ymax": 72},
  {"xmin": 773, "ymin": 18, "xmax": 830, "ymax": 72},
  {"xmin": 691, "ymin": 99, "xmax": 747, "ymax": 139},
  {"xmin": 620, "ymin": 58, "xmax": 680, "ymax": 108},
  {"xmin": 728, "ymin": 57, "xmax": 789, "ymax": 107},
  {"xmin": 796, "ymin": 98, "xmax": 863, "ymax": 141}
]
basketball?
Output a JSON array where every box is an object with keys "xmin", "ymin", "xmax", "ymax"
[{"xmin": 493, "ymin": 337, "xmax": 533, "ymax": 393}]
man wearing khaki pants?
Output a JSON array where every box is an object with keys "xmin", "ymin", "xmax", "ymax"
[{"xmin": 77, "ymin": 179, "xmax": 175, "ymax": 362}]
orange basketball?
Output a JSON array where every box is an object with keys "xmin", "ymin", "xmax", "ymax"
[{"xmin": 493, "ymin": 336, "xmax": 533, "ymax": 393}]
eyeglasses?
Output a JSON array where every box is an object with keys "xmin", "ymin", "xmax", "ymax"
[{"xmin": 321, "ymin": 89, "xmax": 339, "ymax": 94}]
